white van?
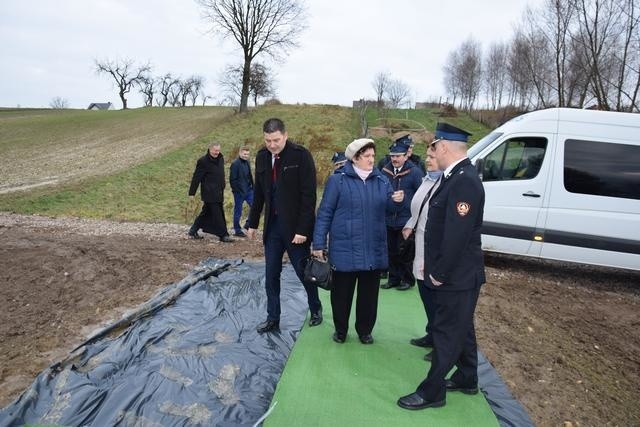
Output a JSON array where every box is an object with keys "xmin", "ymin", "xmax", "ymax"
[{"xmin": 468, "ymin": 108, "xmax": 640, "ymax": 271}]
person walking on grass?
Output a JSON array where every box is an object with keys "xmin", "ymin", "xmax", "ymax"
[
  {"xmin": 188, "ymin": 142, "xmax": 233, "ymax": 243},
  {"xmin": 229, "ymin": 146, "xmax": 254, "ymax": 237}
]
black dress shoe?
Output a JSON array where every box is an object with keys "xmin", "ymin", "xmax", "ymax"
[
  {"xmin": 220, "ymin": 235, "xmax": 234, "ymax": 243},
  {"xmin": 256, "ymin": 320, "xmax": 279, "ymax": 333},
  {"xmin": 410, "ymin": 335, "xmax": 433, "ymax": 348},
  {"xmin": 397, "ymin": 392, "xmax": 445, "ymax": 410},
  {"xmin": 359, "ymin": 334, "xmax": 374, "ymax": 344},
  {"xmin": 309, "ymin": 310, "xmax": 323, "ymax": 327},
  {"xmin": 424, "ymin": 351, "xmax": 433, "ymax": 361},
  {"xmin": 380, "ymin": 282, "xmax": 398, "ymax": 289},
  {"xmin": 332, "ymin": 332, "xmax": 346, "ymax": 343},
  {"xmin": 233, "ymin": 231, "xmax": 247, "ymax": 237},
  {"xmin": 446, "ymin": 379, "xmax": 479, "ymax": 395},
  {"xmin": 187, "ymin": 231, "xmax": 203, "ymax": 240},
  {"xmin": 396, "ymin": 282, "xmax": 413, "ymax": 291}
]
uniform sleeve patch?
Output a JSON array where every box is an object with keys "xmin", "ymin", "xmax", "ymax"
[{"xmin": 456, "ymin": 202, "xmax": 471, "ymax": 216}]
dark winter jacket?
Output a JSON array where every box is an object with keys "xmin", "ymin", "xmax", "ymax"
[
  {"xmin": 377, "ymin": 154, "xmax": 426, "ymax": 173},
  {"xmin": 229, "ymin": 157, "xmax": 253, "ymax": 194},
  {"xmin": 313, "ymin": 162, "xmax": 393, "ymax": 272},
  {"xmin": 381, "ymin": 159, "xmax": 424, "ymax": 228},
  {"xmin": 424, "ymin": 158, "xmax": 486, "ymax": 290},
  {"xmin": 188, "ymin": 151, "xmax": 226, "ymax": 203},
  {"xmin": 247, "ymin": 140, "xmax": 317, "ymax": 242}
]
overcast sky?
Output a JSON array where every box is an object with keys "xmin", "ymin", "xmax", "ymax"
[{"xmin": 0, "ymin": 0, "xmax": 543, "ymax": 109}]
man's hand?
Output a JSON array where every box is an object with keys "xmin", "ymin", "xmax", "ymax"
[
  {"xmin": 429, "ymin": 274, "xmax": 443, "ymax": 287},
  {"xmin": 292, "ymin": 234, "xmax": 307, "ymax": 244},
  {"xmin": 402, "ymin": 227, "xmax": 413, "ymax": 240},
  {"xmin": 247, "ymin": 228, "xmax": 257, "ymax": 240},
  {"xmin": 311, "ymin": 249, "xmax": 325, "ymax": 259}
]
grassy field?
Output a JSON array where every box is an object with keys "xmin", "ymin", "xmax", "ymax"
[{"xmin": 0, "ymin": 105, "xmax": 490, "ymax": 224}]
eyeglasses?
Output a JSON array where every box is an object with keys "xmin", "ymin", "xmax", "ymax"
[{"xmin": 429, "ymin": 138, "xmax": 442, "ymax": 149}]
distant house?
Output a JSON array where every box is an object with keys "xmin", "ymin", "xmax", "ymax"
[{"xmin": 87, "ymin": 102, "xmax": 114, "ymax": 111}]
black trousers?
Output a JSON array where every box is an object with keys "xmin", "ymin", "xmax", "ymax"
[
  {"xmin": 416, "ymin": 285, "xmax": 480, "ymax": 402},
  {"xmin": 386, "ymin": 227, "xmax": 414, "ymax": 286},
  {"xmin": 417, "ymin": 279, "xmax": 435, "ymax": 342},
  {"xmin": 190, "ymin": 201, "xmax": 229, "ymax": 238},
  {"xmin": 330, "ymin": 270, "xmax": 380, "ymax": 336}
]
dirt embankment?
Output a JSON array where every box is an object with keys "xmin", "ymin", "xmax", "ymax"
[{"xmin": 1, "ymin": 213, "xmax": 638, "ymax": 426}]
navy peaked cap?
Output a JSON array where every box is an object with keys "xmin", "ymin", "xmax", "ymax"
[{"xmin": 434, "ymin": 122, "xmax": 472, "ymax": 143}]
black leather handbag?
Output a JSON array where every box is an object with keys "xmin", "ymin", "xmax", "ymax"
[
  {"xmin": 302, "ymin": 256, "xmax": 334, "ymax": 291},
  {"xmin": 398, "ymin": 232, "xmax": 416, "ymax": 262}
]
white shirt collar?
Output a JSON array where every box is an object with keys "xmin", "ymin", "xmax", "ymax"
[{"xmin": 444, "ymin": 157, "xmax": 467, "ymax": 178}]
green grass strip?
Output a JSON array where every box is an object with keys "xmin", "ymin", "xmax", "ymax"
[{"xmin": 265, "ymin": 286, "xmax": 499, "ymax": 427}]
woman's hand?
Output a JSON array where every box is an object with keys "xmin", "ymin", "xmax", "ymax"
[{"xmin": 402, "ymin": 227, "xmax": 413, "ymax": 240}]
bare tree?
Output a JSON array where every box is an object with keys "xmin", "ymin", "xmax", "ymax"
[
  {"xmin": 156, "ymin": 74, "xmax": 179, "ymax": 107},
  {"xmin": 137, "ymin": 76, "xmax": 155, "ymax": 107},
  {"xmin": 188, "ymin": 75, "xmax": 205, "ymax": 106},
  {"xmin": 484, "ymin": 42, "xmax": 509, "ymax": 109},
  {"xmin": 507, "ymin": 34, "xmax": 536, "ymax": 109},
  {"xmin": 458, "ymin": 37, "xmax": 483, "ymax": 110},
  {"xmin": 168, "ymin": 79, "xmax": 183, "ymax": 107},
  {"xmin": 49, "ymin": 96, "xmax": 69, "ymax": 109},
  {"xmin": 525, "ymin": 0, "xmax": 576, "ymax": 107},
  {"xmin": 219, "ymin": 63, "xmax": 276, "ymax": 106},
  {"xmin": 611, "ymin": 0, "xmax": 640, "ymax": 110},
  {"xmin": 249, "ymin": 63, "xmax": 276, "ymax": 105},
  {"xmin": 574, "ymin": 0, "xmax": 625, "ymax": 110},
  {"xmin": 94, "ymin": 58, "xmax": 151, "ymax": 109},
  {"xmin": 371, "ymin": 72, "xmax": 390, "ymax": 107},
  {"xmin": 386, "ymin": 78, "xmax": 412, "ymax": 108},
  {"xmin": 196, "ymin": 0, "xmax": 307, "ymax": 113},
  {"xmin": 443, "ymin": 50, "xmax": 462, "ymax": 107}
]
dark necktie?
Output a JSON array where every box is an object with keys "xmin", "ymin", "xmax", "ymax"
[{"xmin": 272, "ymin": 154, "xmax": 280, "ymax": 184}]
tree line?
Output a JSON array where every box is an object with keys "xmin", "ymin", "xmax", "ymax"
[{"xmin": 443, "ymin": 0, "xmax": 640, "ymax": 112}]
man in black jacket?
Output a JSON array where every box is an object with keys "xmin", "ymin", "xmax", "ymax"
[
  {"xmin": 398, "ymin": 122, "xmax": 485, "ymax": 410},
  {"xmin": 229, "ymin": 146, "xmax": 254, "ymax": 237},
  {"xmin": 188, "ymin": 143, "xmax": 233, "ymax": 242},
  {"xmin": 247, "ymin": 118, "xmax": 322, "ymax": 333}
]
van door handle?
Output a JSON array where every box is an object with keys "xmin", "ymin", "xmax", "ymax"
[{"xmin": 522, "ymin": 191, "xmax": 541, "ymax": 198}]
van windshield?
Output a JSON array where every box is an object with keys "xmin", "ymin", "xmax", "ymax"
[{"xmin": 468, "ymin": 132, "xmax": 503, "ymax": 159}]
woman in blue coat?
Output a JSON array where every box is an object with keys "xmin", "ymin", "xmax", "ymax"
[{"xmin": 312, "ymin": 138, "xmax": 401, "ymax": 344}]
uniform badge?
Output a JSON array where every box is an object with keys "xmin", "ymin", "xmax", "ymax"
[{"xmin": 456, "ymin": 202, "xmax": 470, "ymax": 216}]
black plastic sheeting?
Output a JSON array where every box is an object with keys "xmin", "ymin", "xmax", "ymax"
[
  {"xmin": 0, "ymin": 258, "xmax": 533, "ymax": 427},
  {"xmin": 478, "ymin": 351, "xmax": 534, "ymax": 427},
  {"xmin": 0, "ymin": 259, "xmax": 308, "ymax": 426}
]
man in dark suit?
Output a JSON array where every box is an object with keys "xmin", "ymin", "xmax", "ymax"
[
  {"xmin": 398, "ymin": 122, "xmax": 486, "ymax": 410},
  {"xmin": 229, "ymin": 146, "xmax": 254, "ymax": 237},
  {"xmin": 188, "ymin": 143, "xmax": 233, "ymax": 242},
  {"xmin": 247, "ymin": 118, "xmax": 322, "ymax": 333}
]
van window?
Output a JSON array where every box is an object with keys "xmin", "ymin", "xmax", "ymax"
[
  {"xmin": 564, "ymin": 139, "xmax": 640, "ymax": 200},
  {"xmin": 482, "ymin": 137, "xmax": 547, "ymax": 181}
]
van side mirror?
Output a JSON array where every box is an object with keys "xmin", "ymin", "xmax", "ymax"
[{"xmin": 475, "ymin": 158, "xmax": 484, "ymax": 181}]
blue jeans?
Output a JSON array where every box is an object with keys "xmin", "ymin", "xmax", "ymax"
[
  {"xmin": 232, "ymin": 190, "xmax": 253, "ymax": 233},
  {"xmin": 264, "ymin": 215, "xmax": 321, "ymax": 321}
]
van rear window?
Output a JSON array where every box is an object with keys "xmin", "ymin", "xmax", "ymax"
[{"xmin": 564, "ymin": 139, "xmax": 640, "ymax": 200}]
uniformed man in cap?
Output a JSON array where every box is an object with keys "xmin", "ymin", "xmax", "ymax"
[
  {"xmin": 377, "ymin": 134, "xmax": 426, "ymax": 174},
  {"xmin": 380, "ymin": 138, "xmax": 424, "ymax": 290},
  {"xmin": 397, "ymin": 122, "xmax": 486, "ymax": 410},
  {"xmin": 331, "ymin": 151, "xmax": 347, "ymax": 171}
]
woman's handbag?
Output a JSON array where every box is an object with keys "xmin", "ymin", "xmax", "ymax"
[
  {"xmin": 302, "ymin": 255, "xmax": 334, "ymax": 291},
  {"xmin": 398, "ymin": 231, "xmax": 416, "ymax": 262}
]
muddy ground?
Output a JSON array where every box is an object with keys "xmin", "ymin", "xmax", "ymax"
[{"xmin": 0, "ymin": 213, "xmax": 638, "ymax": 426}]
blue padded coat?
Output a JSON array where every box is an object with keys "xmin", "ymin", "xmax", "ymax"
[{"xmin": 313, "ymin": 162, "xmax": 394, "ymax": 272}]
